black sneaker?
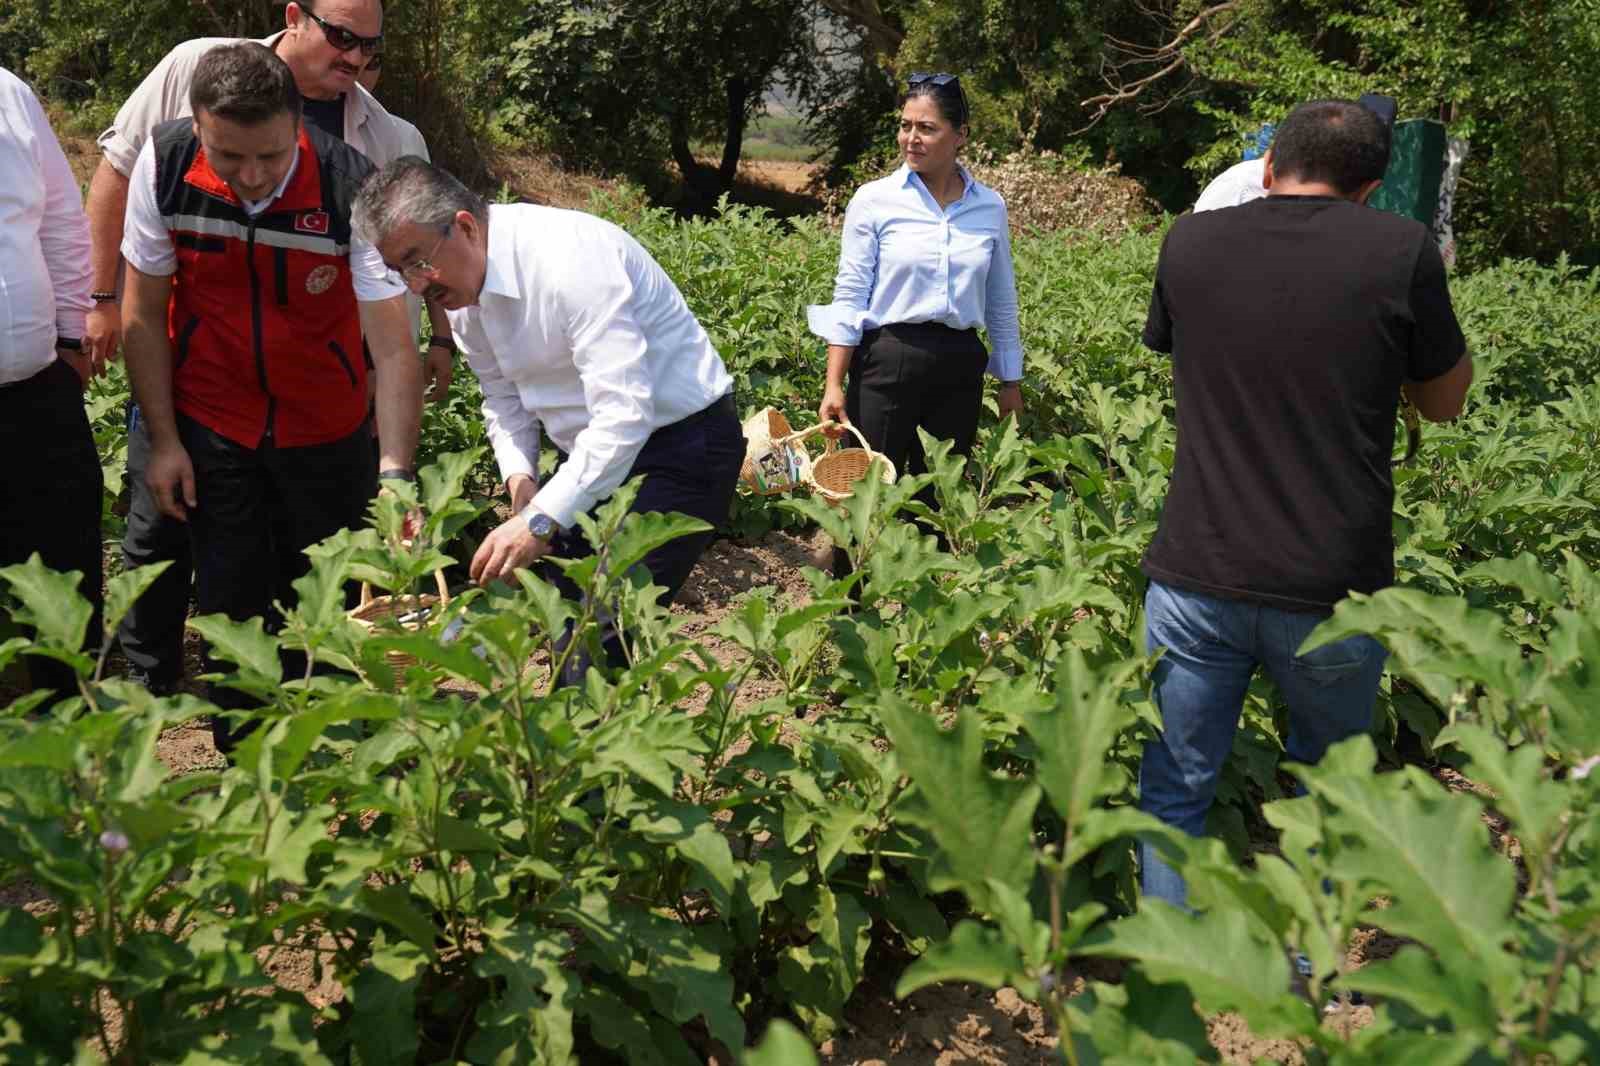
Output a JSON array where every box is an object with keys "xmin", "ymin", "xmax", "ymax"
[{"xmin": 125, "ymin": 668, "xmax": 179, "ymax": 698}]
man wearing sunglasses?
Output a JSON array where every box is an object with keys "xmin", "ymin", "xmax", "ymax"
[{"xmin": 81, "ymin": 0, "xmax": 455, "ymax": 699}]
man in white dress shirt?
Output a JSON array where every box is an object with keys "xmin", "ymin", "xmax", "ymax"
[
  {"xmin": 0, "ymin": 66, "xmax": 101, "ymax": 702},
  {"xmin": 352, "ymin": 157, "xmax": 746, "ymax": 674}
]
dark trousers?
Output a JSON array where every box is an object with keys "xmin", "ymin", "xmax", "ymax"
[
  {"xmin": 546, "ymin": 393, "xmax": 744, "ymax": 681},
  {"xmin": 834, "ymin": 322, "xmax": 987, "ymax": 578},
  {"xmin": 0, "ymin": 359, "xmax": 103, "ymax": 702},
  {"xmin": 118, "ymin": 408, "xmax": 193, "ymax": 687},
  {"xmin": 178, "ymin": 415, "xmax": 375, "ymax": 751}
]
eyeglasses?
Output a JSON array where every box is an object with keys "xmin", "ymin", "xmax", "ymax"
[
  {"xmin": 398, "ymin": 224, "xmax": 451, "ymax": 282},
  {"xmin": 300, "ymin": 6, "xmax": 385, "ymax": 56},
  {"xmin": 906, "ymin": 71, "xmax": 970, "ymax": 123},
  {"xmin": 363, "ymin": 52, "xmax": 382, "ymax": 72}
]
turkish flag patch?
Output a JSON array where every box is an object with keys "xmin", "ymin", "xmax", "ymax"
[{"xmin": 295, "ymin": 211, "xmax": 331, "ymax": 235}]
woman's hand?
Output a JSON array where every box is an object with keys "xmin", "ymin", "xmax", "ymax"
[
  {"xmin": 997, "ymin": 383, "xmax": 1024, "ymax": 420},
  {"xmin": 818, "ymin": 383, "xmax": 848, "ymax": 436}
]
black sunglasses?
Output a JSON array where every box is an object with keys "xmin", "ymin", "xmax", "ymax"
[
  {"xmin": 300, "ymin": 6, "xmax": 385, "ymax": 56},
  {"xmin": 906, "ymin": 71, "xmax": 970, "ymax": 123},
  {"xmin": 363, "ymin": 52, "xmax": 382, "ymax": 71}
]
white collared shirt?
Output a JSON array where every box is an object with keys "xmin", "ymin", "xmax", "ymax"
[
  {"xmin": 0, "ymin": 67, "xmax": 91, "ymax": 385},
  {"xmin": 447, "ymin": 203, "xmax": 734, "ymax": 529},
  {"xmin": 806, "ymin": 163, "xmax": 1024, "ymax": 380},
  {"xmin": 121, "ymin": 136, "xmax": 401, "ymax": 302}
]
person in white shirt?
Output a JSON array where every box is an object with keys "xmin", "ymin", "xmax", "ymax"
[
  {"xmin": 807, "ymin": 73, "xmax": 1024, "ymax": 578},
  {"xmin": 352, "ymin": 157, "xmax": 745, "ymax": 675},
  {"xmin": 84, "ymin": 0, "xmax": 455, "ymax": 696},
  {"xmin": 0, "ymin": 66, "xmax": 102, "ymax": 702},
  {"xmin": 1192, "ymin": 157, "xmax": 1268, "ymax": 213}
]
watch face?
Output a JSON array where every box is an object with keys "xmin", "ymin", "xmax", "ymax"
[{"xmin": 528, "ymin": 513, "xmax": 555, "ymax": 539}]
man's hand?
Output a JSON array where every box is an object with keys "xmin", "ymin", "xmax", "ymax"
[
  {"xmin": 423, "ymin": 345, "xmax": 453, "ymax": 404},
  {"xmin": 84, "ymin": 303, "xmax": 121, "ymax": 376},
  {"xmin": 997, "ymin": 383, "xmax": 1024, "ymax": 420},
  {"xmin": 146, "ymin": 438, "xmax": 196, "ymax": 521},
  {"xmin": 818, "ymin": 383, "xmax": 848, "ymax": 437},
  {"xmin": 470, "ymin": 513, "xmax": 551, "ymax": 586}
]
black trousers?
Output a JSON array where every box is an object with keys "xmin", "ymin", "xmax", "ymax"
[
  {"xmin": 0, "ymin": 359, "xmax": 103, "ymax": 702},
  {"xmin": 545, "ymin": 392, "xmax": 744, "ymax": 681},
  {"xmin": 118, "ymin": 408, "xmax": 193, "ymax": 687},
  {"xmin": 177, "ymin": 415, "xmax": 375, "ymax": 750},
  {"xmin": 834, "ymin": 322, "xmax": 987, "ymax": 578}
]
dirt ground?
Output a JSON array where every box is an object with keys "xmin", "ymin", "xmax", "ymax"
[{"xmin": 95, "ymin": 526, "xmax": 1395, "ymax": 1065}]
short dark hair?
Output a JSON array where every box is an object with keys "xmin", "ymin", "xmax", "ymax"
[
  {"xmin": 352, "ymin": 156, "xmax": 487, "ymax": 246},
  {"xmin": 901, "ymin": 74, "xmax": 969, "ymax": 130},
  {"xmin": 189, "ymin": 42, "xmax": 302, "ymax": 126},
  {"xmin": 1269, "ymin": 99, "xmax": 1390, "ymax": 195}
]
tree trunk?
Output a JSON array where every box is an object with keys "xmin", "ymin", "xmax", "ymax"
[
  {"xmin": 668, "ymin": 108, "xmax": 720, "ymax": 200},
  {"xmin": 717, "ymin": 76, "xmax": 750, "ymax": 189}
]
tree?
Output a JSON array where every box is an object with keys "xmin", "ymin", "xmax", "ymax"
[{"xmin": 502, "ymin": 0, "xmax": 812, "ymax": 201}]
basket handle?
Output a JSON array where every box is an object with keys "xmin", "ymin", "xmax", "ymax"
[{"xmin": 818, "ymin": 420, "xmax": 875, "ymax": 456}]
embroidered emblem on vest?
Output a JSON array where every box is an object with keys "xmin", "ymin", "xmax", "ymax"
[
  {"xmin": 296, "ymin": 210, "xmax": 331, "ymax": 235},
  {"xmin": 306, "ymin": 264, "xmax": 341, "ymax": 294}
]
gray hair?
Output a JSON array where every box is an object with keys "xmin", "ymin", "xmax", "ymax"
[{"xmin": 352, "ymin": 156, "xmax": 487, "ymax": 246}]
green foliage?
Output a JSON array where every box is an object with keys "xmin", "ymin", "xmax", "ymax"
[{"xmin": 4, "ymin": 198, "xmax": 1600, "ymax": 1062}]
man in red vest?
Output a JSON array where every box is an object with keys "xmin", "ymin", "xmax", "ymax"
[{"xmin": 120, "ymin": 42, "xmax": 422, "ymax": 750}]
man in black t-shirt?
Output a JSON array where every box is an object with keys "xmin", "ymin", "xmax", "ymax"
[{"xmin": 1136, "ymin": 100, "xmax": 1473, "ymax": 910}]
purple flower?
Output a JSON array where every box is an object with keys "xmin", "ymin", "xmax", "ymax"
[{"xmin": 99, "ymin": 829, "xmax": 130, "ymax": 854}]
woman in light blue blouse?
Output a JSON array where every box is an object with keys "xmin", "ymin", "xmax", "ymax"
[{"xmin": 808, "ymin": 72, "xmax": 1025, "ymax": 521}]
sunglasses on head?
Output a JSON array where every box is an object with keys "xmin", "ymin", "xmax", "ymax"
[
  {"xmin": 906, "ymin": 71, "xmax": 970, "ymax": 123},
  {"xmin": 299, "ymin": 5, "xmax": 385, "ymax": 56}
]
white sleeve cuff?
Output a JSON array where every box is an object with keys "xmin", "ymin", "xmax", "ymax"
[{"xmin": 806, "ymin": 303, "xmax": 864, "ymax": 347}]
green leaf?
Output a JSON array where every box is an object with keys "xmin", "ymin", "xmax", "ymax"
[
  {"xmin": 1024, "ymin": 649, "xmax": 1142, "ymax": 830},
  {"xmin": 0, "ymin": 554, "xmax": 92, "ymax": 656},
  {"xmin": 744, "ymin": 1020, "xmax": 818, "ymax": 1066},
  {"xmin": 186, "ymin": 614, "xmax": 282, "ymax": 689},
  {"xmin": 894, "ymin": 919, "xmax": 1027, "ymax": 998},
  {"xmin": 876, "ymin": 695, "xmax": 1039, "ymax": 911},
  {"xmin": 631, "ymin": 800, "xmax": 736, "ymax": 914},
  {"xmin": 1077, "ymin": 902, "xmax": 1315, "ymax": 1037},
  {"xmin": 468, "ymin": 926, "xmax": 577, "ymax": 1066},
  {"xmin": 356, "ymin": 884, "xmax": 439, "ymax": 955},
  {"xmin": 348, "ymin": 938, "xmax": 427, "ymax": 1065},
  {"xmin": 1293, "ymin": 735, "xmax": 1522, "ymax": 1006},
  {"xmin": 1438, "ymin": 723, "xmax": 1572, "ymax": 877},
  {"xmin": 777, "ymin": 886, "xmax": 871, "ymax": 1042}
]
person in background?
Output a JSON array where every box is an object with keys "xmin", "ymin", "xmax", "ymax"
[
  {"xmin": 1193, "ymin": 96, "xmax": 1396, "ymax": 213},
  {"xmin": 119, "ymin": 43, "xmax": 422, "ymax": 751},
  {"xmin": 82, "ymin": 0, "xmax": 454, "ymax": 695},
  {"xmin": 807, "ymin": 72, "xmax": 1023, "ymax": 570},
  {"xmin": 351, "ymin": 157, "xmax": 745, "ymax": 681},
  {"xmin": 1136, "ymin": 100, "xmax": 1473, "ymax": 913},
  {"xmin": 0, "ymin": 66, "xmax": 101, "ymax": 703}
]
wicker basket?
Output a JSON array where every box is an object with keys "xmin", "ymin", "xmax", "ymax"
[
  {"xmin": 349, "ymin": 569, "xmax": 451, "ymax": 681},
  {"xmin": 807, "ymin": 421, "xmax": 896, "ymax": 504},
  {"xmin": 740, "ymin": 406, "xmax": 813, "ymax": 496}
]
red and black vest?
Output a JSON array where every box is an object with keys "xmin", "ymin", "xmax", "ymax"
[{"xmin": 152, "ymin": 118, "xmax": 372, "ymax": 448}]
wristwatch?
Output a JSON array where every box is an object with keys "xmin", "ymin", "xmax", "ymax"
[
  {"xmin": 999, "ymin": 378, "xmax": 1024, "ymax": 388},
  {"xmin": 428, "ymin": 336, "xmax": 457, "ymax": 355},
  {"xmin": 524, "ymin": 508, "xmax": 558, "ymax": 542}
]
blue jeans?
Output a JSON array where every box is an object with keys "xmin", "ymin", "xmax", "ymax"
[{"xmin": 1137, "ymin": 580, "xmax": 1387, "ymax": 909}]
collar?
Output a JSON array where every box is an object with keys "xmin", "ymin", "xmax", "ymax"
[
  {"xmin": 479, "ymin": 203, "xmax": 520, "ymax": 299},
  {"xmin": 184, "ymin": 126, "xmax": 324, "ymax": 215},
  {"xmin": 897, "ymin": 162, "xmax": 976, "ymax": 203}
]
